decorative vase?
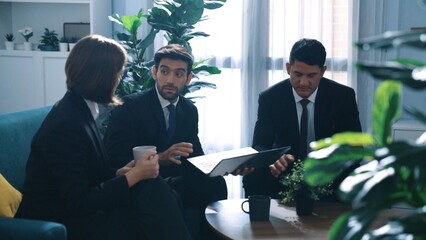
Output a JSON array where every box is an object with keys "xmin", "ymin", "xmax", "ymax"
[
  {"xmin": 59, "ymin": 42, "xmax": 68, "ymax": 52},
  {"xmin": 24, "ymin": 42, "xmax": 32, "ymax": 51},
  {"xmin": 295, "ymin": 194, "xmax": 314, "ymax": 216},
  {"xmin": 5, "ymin": 41, "xmax": 14, "ymax": 50}
]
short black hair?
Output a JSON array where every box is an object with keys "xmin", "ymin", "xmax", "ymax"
[
  {"xmin": 154, "ymin": 44, "xmax": 194, "ymax": 74},
  {"xmin": 289, "ymin": 38, "xmax": 326, "ymax": 68}
]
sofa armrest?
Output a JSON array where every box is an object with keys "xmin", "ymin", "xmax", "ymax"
[{"xmin": 0, "ymin": 218, "xmax": 66, "ymax": 240}]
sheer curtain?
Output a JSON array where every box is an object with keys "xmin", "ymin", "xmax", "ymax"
[{"xmin": 176, "ymin": 0, "xmax": 352, "ymax": 198}]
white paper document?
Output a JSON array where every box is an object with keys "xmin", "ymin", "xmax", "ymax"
[{"xmin": 187, "ymin": 146, "xmax": 291, "ymax": 177}]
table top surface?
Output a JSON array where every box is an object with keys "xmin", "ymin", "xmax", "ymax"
[{"xmin": 205, "ymin": 199, "xmax": 410, "ymax": 240}]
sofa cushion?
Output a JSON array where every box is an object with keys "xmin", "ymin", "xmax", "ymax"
[
  {"xmin": 0, "ymin": 106, "xmax": 51, "ymax": 190},
  {"xmin": 0, "ymin": 174, "xmax": 22, "ymax": 217}
]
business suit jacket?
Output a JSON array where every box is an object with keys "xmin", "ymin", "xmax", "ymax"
[
  {"xmin": 19, "ymin": 91, "xmax": 129, "ymax": 222},
  {"xmin": 104, "ymin": 87, "xmax": 204, "ymax": 177},
  {"xmin": 18, "ymin": 91, "xmax": 192, "ymax": 240},
  {"xmin": 243, "ymin": 78, "xmax": 362, "ymax": 198}
]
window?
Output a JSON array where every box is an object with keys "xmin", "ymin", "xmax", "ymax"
[{"xmin": 188, "ymin": 0, "xmax": 351, "ymax": 198}]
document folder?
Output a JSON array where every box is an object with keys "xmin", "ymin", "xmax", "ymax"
[{"xmin": 187, "ymin": 146, "xmax": 291, "ymax": 177}]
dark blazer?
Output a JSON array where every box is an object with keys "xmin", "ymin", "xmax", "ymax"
[
  {"xmin": 244, "ymin": 78, "xmax": 362, "ymax": 198},
  {"xmin": 19, "ymin": 91, "xmax": 129, "ymax": 222},
  {"xmin": 104, "ymin": 87, "xmax": 204, "ymax": 177}
]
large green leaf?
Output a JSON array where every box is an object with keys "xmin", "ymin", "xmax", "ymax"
[
  {"xmin": 204, "ymin": 0, "xmax": 227, "ymax": 9},
  {"xmin": 373, "ymin": 81, "xmax": 401, "ymax": 146},
  {"xmin": 181, "ymin": 0, "xmax": 204, "ymax": 25},
  {"xmin": 192, "ymin": 65, "xmax": 221, "ymax": 75},
  {"xmin": 366, "ymin": 209, "xmax": 426, "ymax": 239},
  {"xmin": 350, "ymin": 168, "xmax": 397, "ymax": 209},
  {"xmin": 304, "ymin": 145, "xmax": 375, "ymax": 186},
  {"xmin": 310, "ymin": 132, "xmax": 374, "ymax": 150},
  {"xmin": 329, "ymin": 209, "xmax": 378, "ymax": 240}
]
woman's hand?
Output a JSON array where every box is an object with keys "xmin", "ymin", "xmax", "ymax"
[{"xmin": 124, "ymin": 150, "xmax": 159, "ymax": 187}]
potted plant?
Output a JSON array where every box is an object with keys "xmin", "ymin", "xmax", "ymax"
[
  {"xmin": 68, "ymin": 37, "xmax": 79, "ymax": 51},
  {"xmin": 18, "ymin": 26, "xmax": 33, "ymax": 51},
  {"xmin": 109, "ymin": 0, "xmax": 224, "ymax": 99},
  {"xmin": 38, "ymin": 28, "xmax": 59, "ymax": 51},
  {"xmin": 59, "ymin": 37, "xmax": 69, "ymax": 52},
  {"xmin": 101, "ymin": 0, "xmax": 225, "ymax": 134},
  {"xmin": 4, "ymin": 33, "xmax": 15, "ymax": 50},
  {"xmin": 279, "ymin": 160, "xmax": 333, "ymax": 215},
  {"xmin": 303, "ymin": 30, "xmax": 426, "ymax": 239}
]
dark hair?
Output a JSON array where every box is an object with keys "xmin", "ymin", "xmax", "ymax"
[
  {"xmin": 289, "ymin": 38, "xmax": 326, "ymax": 68},
  {"xmin": 65, "ymin": 35, "xmax": 127, "ymax": 105},
  {"xmin": 154, "ymin": 44, "xmax": 194, "ymax": 74}
]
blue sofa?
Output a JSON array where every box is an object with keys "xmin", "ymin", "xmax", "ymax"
[
  {"xmin": 0, "ymin": 106, "xmax": 203, "ymax": 240},
  {"xmin": 0, "ymin": 106, "xmax": 67, "ymax": 240}
]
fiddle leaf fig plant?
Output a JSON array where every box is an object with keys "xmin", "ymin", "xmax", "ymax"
[
  {"xmin": 98, "ymin": 1, "xmax": 226, "ymax": 135},
  {"xmin": 303, "ymin": 29, "xmax": 426, "ymax": 240},
  {"xmin": 109, "ymin": 0, "xmax": 225, "ymax": 99}
]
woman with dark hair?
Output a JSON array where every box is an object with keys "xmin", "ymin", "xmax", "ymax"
[{"xmin": 18, "ymin": 35, "xmax": 191, "ymax": 240}]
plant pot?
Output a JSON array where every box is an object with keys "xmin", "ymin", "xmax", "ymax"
[
  {"xmin": 24, "ymin": 42, "xmax": 32, "ymax": 51},
  {"xmin": 69, "ymin": 43, "xmax": 76, "ymax": 51},
  {"xmin": 295, "ymin": 195, "xmax": 314, "ymax": 216},
  {"xmin": 5, "ymin": 41, "xmax": 14, "ymax": 50},
  {"xmin": 59, "ymin": 42, "xmax": 68, "ymax": 52}
]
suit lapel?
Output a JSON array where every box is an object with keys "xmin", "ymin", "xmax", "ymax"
[
  {"xmin": 314, "ymin": 78, "xmax": 332, "ymax": 140},
  {"xmin": 69, "ymin": 92, "xmax": 109, "ymax": 161}
]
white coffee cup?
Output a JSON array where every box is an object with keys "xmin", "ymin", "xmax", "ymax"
[{"xmin": 132, "ymin": 146, "xmax": 157, "ymax": 161}]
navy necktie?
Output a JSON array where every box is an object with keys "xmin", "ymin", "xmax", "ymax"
[
  {"xmin": 299, "ymin": 99, "xmax": 310, "ymax": 160},
  {"xmin": 167, "ymin": 104, "xmax": 176, "ymax": 140}
]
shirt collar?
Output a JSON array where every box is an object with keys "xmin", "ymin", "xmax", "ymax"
[
  {"xmin": 292, "ymin": 87, "xmax": 318, "ymax": 104},
  {"xmin": 155, "ymin": 84, "xmax": 179, "ymax": 108},
  {"xmin": 83, "ymin": 99, "xmax": 99, "ymax": 120}
]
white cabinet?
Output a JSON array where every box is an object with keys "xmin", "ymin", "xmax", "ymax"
[
  {"xmin": 0, "ymin": 0, "xmax": 112, "ymax": 114},
  {"xmin": 392, "ymin": 119, "xmax": 426, "ymax": 143},
  {"xmin": 0, "ymin": 51, "xmax": 68, "ymax": 114}
]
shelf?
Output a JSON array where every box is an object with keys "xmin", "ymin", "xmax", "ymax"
[
  {"xmin": 0, "ymin": 0, "xmax": 89, "ymax": 3},
  {"xmin": 0, "ymin": 49, "xmax": 69, "ymax": 57}
]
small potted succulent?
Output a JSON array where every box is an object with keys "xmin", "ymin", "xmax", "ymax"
[
  {"xmin": 279, "ymin": 160, "xmax": 334, "ymax": 215},
  {"xmin": 68, "ymin": 37, "xmax": 79, "ymax": 51},
  {"xmin": 4, "ymin": 33, "xmax": 15, "ymax": 50},
  {"xmin": 59, "ymin": 37, "xmax": 69, "ymax": 52},
  {"xmin": 38, "ymin": 28, "xmax": 59, "ymax": 51}
]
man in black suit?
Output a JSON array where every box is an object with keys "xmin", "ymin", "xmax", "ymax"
[
  {"xmin": 104, "ymin": 44, "xmax": 227, "ymax": 238},
  {"xmin": 243, "ymin": 38, "xmax": 362, "ymax": 199},
  {"xmin": 18, "ymin": 35, "xmax": 191, "ymax": 240}
]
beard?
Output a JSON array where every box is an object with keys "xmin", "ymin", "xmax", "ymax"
[{"xmin": 159, "ymin": 84, "xmax": 180, "ymax": 102}]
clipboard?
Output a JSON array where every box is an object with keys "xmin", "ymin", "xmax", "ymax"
[{"xmin": 187, "ymin": 146, "xmax": 291, "ymax": 177}]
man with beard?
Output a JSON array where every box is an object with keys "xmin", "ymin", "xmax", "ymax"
[{"xmin": 104, "ymin": 44, "xmax": 227, "ymax": 239}]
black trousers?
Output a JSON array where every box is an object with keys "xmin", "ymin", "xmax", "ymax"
[
  {"xmin": 65, "ymin": 177, "xmax": 192, "ymax": 240},
  {"xmin": 164, "ymin": 161, "xmax": 227, "ymax": 240}
]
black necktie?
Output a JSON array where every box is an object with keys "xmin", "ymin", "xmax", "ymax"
[
  {"xmin": 299, "ymin": 99, "xmax": 310, "ymax": 160},
  {"xmin": 167, "ymin": 104, "xmax": 176, "ymax": 140}
]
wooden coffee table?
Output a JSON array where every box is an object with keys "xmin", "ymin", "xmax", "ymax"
[{"xmin": 205, "ymin": 199, "xmax": 410, "ymax": 240}]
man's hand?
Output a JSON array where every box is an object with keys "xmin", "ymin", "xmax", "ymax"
[
  {"xmin": 269, "ymin": 154, "xmax": 295, "ymax": 177},
  {"xmin": 158, "ymin": 142, "xmax": 193, "ymax": 166}
]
